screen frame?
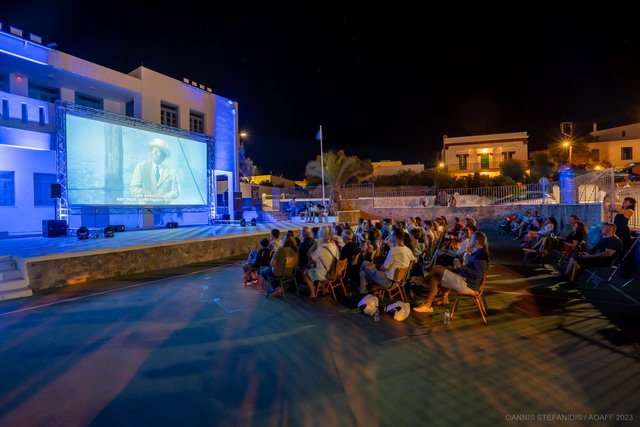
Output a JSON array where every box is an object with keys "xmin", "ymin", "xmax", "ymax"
[{"xmin": 58, "ymin": 106, "xmax": 214, "ymax": 209}]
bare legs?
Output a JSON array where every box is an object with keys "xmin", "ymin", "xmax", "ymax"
[{"xmin": 422, "ymin": 265, "xmax": 450, "ymax": 308}]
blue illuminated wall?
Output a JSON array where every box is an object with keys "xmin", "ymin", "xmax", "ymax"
[
  {"xmin": 213, "ymin": 96, "xmax": 238, "ymax": 187},
  {"xmin": 0, "ymin": 140, "xmax": 56, "ymax": 233}
]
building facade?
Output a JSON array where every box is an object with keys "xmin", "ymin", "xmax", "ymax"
[
  {"xmin": 588, "ymin": 123, "xmax": 640, "ymax": 173},
  {"xmin": 441, "ymin": 132, "xmax": 529, "ymax": 177},
  {"xmin": 370, "ymin": 160, "xmax": 424, "ymax": 177},
  {"xmin": 0, "ymin": 26, "xmax": 239, "ymax": 233}
]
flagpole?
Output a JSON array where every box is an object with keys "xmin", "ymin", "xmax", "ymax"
[{"xmin": 319, "ymin": 125, "xmax": 326, "ymax": 208}]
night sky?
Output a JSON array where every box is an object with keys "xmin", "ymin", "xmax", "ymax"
[{"xmin": 3, "ymin": 4, "xmax": 640, "ymax": 178}]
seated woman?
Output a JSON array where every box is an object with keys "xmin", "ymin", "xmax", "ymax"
[
  {"xmin": 534, "ymin": 221, "xmax": 587, "ymax": 257},
  {"xmin": 523, "ymin": 216, "xmax": 556, "ymax": 249},
  {"xmin": 430, "ymin": 227, "xmax": 472, "ymax": 269},
  {"xmin": 414, "ymin": 232, "xmax": 490, "ymax": 313},
  {"xmin": 260, "ymin": 235, "xmax": 299, "ymax": 297},
  {"xmin": 242, "ymin": 238, "xmax": 271, "ymax": 284}
]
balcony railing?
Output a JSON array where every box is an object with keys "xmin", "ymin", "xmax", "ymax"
[{"xmin": 447, "ymin": 160, "xmax": 527, "ymax": 173}]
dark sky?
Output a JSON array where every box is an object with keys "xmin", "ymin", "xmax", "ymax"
[{"xmin": 4, "ymin": 4, "xmax": 640, "ymax": 178}]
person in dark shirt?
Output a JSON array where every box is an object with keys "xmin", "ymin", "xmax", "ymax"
[
  {"xmin": 563, "ymin": 222, "xmax": 623, "ymax": 285},
  {"xmin": 414, "ymin": 232, "xmax": 490, "ymax": 313},
  {"xmin": 297, "ymin": 226, "xmax": 315, "ymax": 268},
  {"xmin": 340, "ymin": 229, "xmax": 360, "ymax": 261}
]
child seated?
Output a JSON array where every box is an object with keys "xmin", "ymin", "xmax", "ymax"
[{"xmin": 242, "ymin": 238, "xmax": 271, "ymax": 285}]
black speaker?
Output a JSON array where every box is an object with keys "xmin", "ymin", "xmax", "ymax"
[
  {"xmin": 250, "ymin": 218, "xmax": 257, "ymax": 226},
  {"xmin": 166, "ymin": 222, "xmax": 178, "ymax": 229},
  {"xmin": 42, "ymin": 220, "xmax": 67, "ymax": 237},
  {"xmin": 240, "ymin": 218, "xmax": 246, "ymax": 227},
  {"xmin": 51, "ymin": 183, "xmax": 62, "ymax": 198},
  {"xmin": 104, "ymin": 225, "xmax": 115, "ymax": 238},
  {"xmin": 77, "ymin": 226, "xmax": 89, "ymax": 240},
  {"xmin": 113, "ymin": 225, "xmax": 125, "ymax": 232}
]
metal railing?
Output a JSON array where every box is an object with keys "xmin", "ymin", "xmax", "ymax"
[
  {"xmin": 447, "ymin": 160, "xmax": 527, "ymax": 173},
  {"xmin": 574, "ymin": 168, "xmax": 615, "ymax": 203}
]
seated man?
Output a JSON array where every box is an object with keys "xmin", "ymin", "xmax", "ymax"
[
  {"xmin": 414, "ymin": 231, "xmax": 490, "ymax": 313},
  {"xmin": 297, "ymin": 226, "xmax": 315, "ymax": 269},
  {"xmin": 303, "ymin": 227, "xmax": 340, "ymax": 299},
  {"xmin": 260, "ymin": 235, "xmax": 299, "ymax": 297},
  {"xmin": 562, "ymin": 222, "xmax": 623, "ymax": 287},
  {"xmin": 242, "ymin": 238, "xmax": 271, "ymax": 284},
  {"xmin": 359, "ymin": 228, "xmax": 416, "ymax": 294},
  {"xmin": 268, "ymin": 228, "xmax": 282, "ymax": 252}
]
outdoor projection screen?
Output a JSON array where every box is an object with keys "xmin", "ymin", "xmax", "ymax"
[{"xmin": 65, "ymin": 114, "xmax": 208, "ymax": 206}]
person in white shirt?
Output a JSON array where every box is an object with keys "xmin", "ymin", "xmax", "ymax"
[
  {"xmin": 304, "ymin": 227, "xmax": 340, "ymax": 299},
  {"xmin": 359, "ymin": 229, "xmax": 416, "ymax": 294}
]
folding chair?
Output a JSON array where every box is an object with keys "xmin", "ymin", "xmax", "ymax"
[
  {"xmin": 450, "ymin": 275, "xmax": 488, "ymax": 325},
  {"xmin": 326, "ymin": 259, "xmax": 350, "ymax": 301},
  {"xmin": 372, "ymin": 266, "xmax": 410, "ymax": 303},
  {"xmin": 267, "ymin": 255, "xmax": 299, "ymax": 300},
  {"xmin": 553, "ymin": 240, "xmax": 583, "ymax": 269},
  {"xmin": 315, "ymin": 259, "xmax": 349, "ymax": 302},
  {"xmin": 584, "ymin": 257, "xmax": 621, "ymax": 290},
  {"xmin": 588, "ymin": 238, "xmax": 640, "ymax": 289}
]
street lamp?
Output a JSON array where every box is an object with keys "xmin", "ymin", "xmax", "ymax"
[
  {"xmin": 438, "ymin": 162, "xmax": 445, "ymax": 168},
  {"xmin": 562, "ymin": 140, "xmax": 572, "ymax": 164}
]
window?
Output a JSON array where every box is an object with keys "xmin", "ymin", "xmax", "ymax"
[
  {"xmin": 590, "ymin": 149, "xmax": 600, "ymax": 162},
  {"xmin": 1, "ymin": 99, "xmax": 8, "ymax": 120},
  {"xmin": 622, "ymin": 130, "xmax": 626, "ymax": 138},
  {"xmin": 621, "ymin": 147, "xmax": 633, "ymax": 160},
  {"xmin": 28, "ymin": 83, "xmax": 59, "ymax": 103},
  {"xmin": 190, "ymin": 111, "xmax": 204, "ymax": 133},
  {"xmin": 0, "ymin": 74, "xmax": 8, "ymax": 92},
  {"xmin": 0, "ymin": 171, "xmax": 15, "ymax": 206},
  {"xmin": 75, "ymin": 92, "xmax": 104, "ymax": 110},
  {"xmin": 33, "ymin": 173, "xmax": 57, "ymax": 206},
  {"xmin": 502, "ymin": 151, "xmax": 515, "ymax": 161},
  {"xmin": 39, "ymin": 106, "xmax": 45, "ymax": 126},
  {"xmin": 480, "ymin": 155, "xmax": 490, "ymax": 169},
  {"xmin": 457, "ymin": 154, "xmax": 468, "ymax": 170},
  {"xmin": 21, "ymin": 103, "xmax": 28, "ymax": 123},
  {"xmin": 125, "ymin": 100, "xmax": 134, "ymax": 117},
  {"xmin": 161, "ymin": 103, "xmax": 178, "ymax": 128}
]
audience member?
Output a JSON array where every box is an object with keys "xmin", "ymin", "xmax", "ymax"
[
  {"xmin": 304, "ymin": 227, "xmax": 340, "ymax": 299},
  {"xmin": 359, "ymin": 229, "xmax": 416, "ymax": 294},
  {"xmin": 414, "ymin": 231, "xmax": 490, "ymax": 313}
]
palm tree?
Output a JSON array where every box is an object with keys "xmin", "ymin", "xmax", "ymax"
[{"xmin": 305, "ymin": 150, "xmax": 373, "ymax": 210}]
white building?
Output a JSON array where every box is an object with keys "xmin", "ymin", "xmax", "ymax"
[
  {"xmin": 441, "ymin": 132, "xmax": 529, "ymax": 177},
  {"xmin": 0, "ymin": 25, "xmax": 239, "ymax": 234},
  {"xmin": 588, "ymin": 122, "xmax": 640, "ymax": 173}
]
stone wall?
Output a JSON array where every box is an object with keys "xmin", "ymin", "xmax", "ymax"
[
  {"xmin": 24, "ymin": 231, "xmax": 290, "ymax": 292},
  {"xmin": 340, "ymin": 201, "xmax": 602, "ymax": 230}
]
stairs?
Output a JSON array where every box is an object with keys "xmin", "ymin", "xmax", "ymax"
[
  {"xmin": 263, "ymin": 211, "xmax": 291, "ymax": 222},
  {"xmin": 0, "ymin": 256, "xmax": 33, "ymax": 301},
  {"xmin": 241, "ymin": 210, "xmax": 292, "ymax": 223}
]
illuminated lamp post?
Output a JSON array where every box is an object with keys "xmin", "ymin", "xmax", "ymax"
[{"xmin": 563, "ymin": 140, "xmax": 572, "ymax": 164}]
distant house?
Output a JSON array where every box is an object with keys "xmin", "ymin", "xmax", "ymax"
[
  {"xmin": 370, "ymin": 160, "xmax": 424, "ymax": 177},
  {"xmin": 588, "ymin": 122, "xmax": 640, "ymax": 174},
  {"xmin": 440, "ymin": 132, "xmax": 529, "ymax": 177}
]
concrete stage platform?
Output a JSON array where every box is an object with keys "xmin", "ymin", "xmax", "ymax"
[{"xmin": 0, "ymin": 221, "xmax": 297, "ymax": 296}]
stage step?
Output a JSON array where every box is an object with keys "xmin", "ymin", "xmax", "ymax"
[
  {"xmin": 0, "ymin": 287, "xmax": 33, "ymax": 301},
  {"xmin": 0, "ymin": 256, "xmax": 32, "ymax": 301},
  {"xmin": 0, "ymin": 269, "xmax": 21, "ymax": 281},
  {"xmin": 0, "ymin": 259, "xmax": 16, "ymax": 270}
]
